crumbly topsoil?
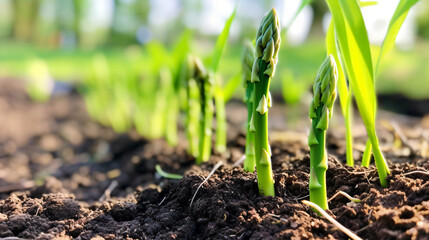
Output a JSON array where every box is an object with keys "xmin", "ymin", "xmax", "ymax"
[{"xmin": 0, "ymin": 78, "xmax": 428, "ymax": 240}]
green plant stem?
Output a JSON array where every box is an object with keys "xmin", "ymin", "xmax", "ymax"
[
  {"xmin": 309, "ymin": 107, "xmax": 328, "ymax": 210},
  {"xmin": 196, "ymin": 74, "xmax": 214, "ymax": 164},
  {"xmin": 345, "ymin": 91, "xmax": 354, "ymax": 166},
  {"xmin": 155, "ymin": 164, "xmax": 183, "ymax": 179},
  {"xmin": 250, "ymin": 8, "xmax": 280, "ymax": 196},
  {"xmin": 244, "ymin": 83, "xmax": 256, "ymax": 172},
  {"xmin": 367, "ymin": 131, "xmax": 389, "ymax": 187},
  {"xmin": 253, "ymin": 60, "xmax": 275, "ymax": 196},
  {"xmin": 214, "ymin": 90, "xmax": 227, "ymax": 153},
  {"xmin": 361, "ymin": 140, "xmax": 372, "ymax": 167},
  {"xmin": 186, "ymin": 78, "xmax": 200, "ymax": 158}
]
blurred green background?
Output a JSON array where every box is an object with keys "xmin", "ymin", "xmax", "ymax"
[{"xmin": 0, "ymin": 0, "xmax": 428, "ymax": 102}]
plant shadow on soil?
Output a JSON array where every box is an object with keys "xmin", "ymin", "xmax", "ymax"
[{"xmin": 0, "ymin": 79, "xmax": 428, "ymax": 240}]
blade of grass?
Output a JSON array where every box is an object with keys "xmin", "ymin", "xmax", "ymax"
[
  {"xmin": 375, "ymin": 0, "xmax": 420, "ymax": 76},
  {"xmin": 145, "ymin": 42, "xmax": 170, "ymax": 74},
  {"xmin": 171, "ymin": 30, "xmax": 193, "ymax": 88},
  {"xmin": 284, "ymin": 0, "xmax": 313, "ymax": 31},
  {"xmin": 209, "ymin": 8, "xmax": 236, "ymax": 73},
  {"xmin": 155, "ymin": 164, "xmax": 183, "ymax": 180},
  {"xmin": 222, "ymin": 72, "xmax": 242, "ymax": 102},
  {"xmin": 359, "ymin": 1, "xmax": 378, "ymax": 7}
]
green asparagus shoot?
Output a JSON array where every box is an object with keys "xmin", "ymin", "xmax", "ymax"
[
  {"xmin": 196, "ymin": 68, "xmax": 214, "ymax": 165},
  {"xmin": 184, "ymin": 56, "xmax": 213, "ymax": 164},
  {"xmin": 251, "ymin": 8, "xmax": 281, "ymax": 196},
  {"xmin": 184, "ymin": 56, "xmax": 202, "ymax": 158},
  {"xmin": 309, "ymin": 55, "xmax": 338, "ymax": 210},
  {"xmin": 242, "ymin": 40, "xmax": 256, "ymax": 172}
]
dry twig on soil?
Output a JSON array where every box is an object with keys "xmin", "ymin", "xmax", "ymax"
[
  {"xmin": 99, "ymin": 180, "xmax": 118, "ymax": 202},
  {"xmin": 302, "ymin": 200, "xmax": 363, "ymax": 240},
  {"xmin": 190, "ymin": 161, "xmax": 223, "ymax": 207}
]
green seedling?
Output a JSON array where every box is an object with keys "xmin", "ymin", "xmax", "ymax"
[
  {"xmin": 155, "ymin": 164, "xmax": 183, "ymax": 180},
  {"xmin": 327, "ymin": 0, "xmax": 418, "ymax": 168},
  {"xmin": 242, "ymin": 40, "xmax": 256, "ymax": 172},
  {"xmin": 326, "ymin": 0, "xmax": 390, "ymax": 186},
  {"xmin": 308, "ymin": 55, "xmax": 338, "ymax": 210},
  {"xmin": 326, "ymin": 0, "xmax": 419, "ymax": 186},
  {"xmin": 251, "ymin": 9, "xmax": 281, "ymax": 196},
  {"xmin": 361, "ymin": 0, "xmax": 420, "ymax": 167}
]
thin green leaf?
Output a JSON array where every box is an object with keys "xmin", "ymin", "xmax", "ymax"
[
  {"xmin": 326, "ymin": 0, "xmax": 375, "ymax": 126},
  {"xmin": 285, "ymin": 0, "xmax": 313, "ymax": 30},
  {"xmin": 326, "ymin": 21, "xmax": 348, "ymax": 114},
  {"xmin": 210, "ymin": 8, "xmax": 236, "ymax": 72},
  {"xmin": 155, "ymin": 164, "xmax": 183, "ymax": 179},
  {"xmin": 339, "ymin": 0, "xmax": 375, "ymax": 81},
  {"xmin": 145, "ymin": 42, "xmax": 169, "ymax": 74},
  {"xmin": 171, "ymin": 30, "xmax": 193, "ymax": 77},
  {"xmin": 222, "ymin": 72, "xmax": 242, "ymax": 102},
  {"xmin": 375, "ymin": 0, "xmax": 420, "ymax": 76},
  {"xmin": 359, "ymin": 1, "xmax": 378, "ymax": 7}
]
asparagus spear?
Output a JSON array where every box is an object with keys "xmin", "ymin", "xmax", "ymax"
[
  {"xmin": 242, "ymin": 40, "xmax": 256, "ymax": 172},
  {"xmin": 251, "ymin": 9, "xmax": 281, "ymax": 196},
  {"xmin": 308, "ymin": 55, "xmax": 338, "ymax": 210},
  {"xmin": 195, "ymin": 63, "xmax": 214, "ymax": 164},
  {"xmin": 184, "ymin": 56, "xmax": 202, "ymax": 158},
  {"xmin": 183, "ymin": 56, "xmax": 213, "ymax": 164}
]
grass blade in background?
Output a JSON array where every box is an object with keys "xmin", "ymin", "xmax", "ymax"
[
  {"xmin": 359, "ymin": 1, "xmax": 378, "ymax": 7},
  {"xmin": 283, "ymin": 0, "xmax": 313, "ymax": 34},
  {"xmin": 375, "ymin": 0, "xmax": 420, "ymax": 75},
  {"xmin": 222, "ymin": 72, "xmax": 242, "ymax": 102},
  {"xmin": 210, "ymin": 8, "xmax": 236, "ymax": 73}
]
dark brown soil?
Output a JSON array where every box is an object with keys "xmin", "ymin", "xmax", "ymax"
[{"xmin": 0, "ymin": 78, "xmax": 428, "ymax": 240}]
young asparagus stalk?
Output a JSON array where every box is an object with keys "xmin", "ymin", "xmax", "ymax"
[
  {"xmin": 242, "ymin": 40, "xmax": 256, "ymax": 172},
  {"xmin": 252, "ymin": 9, "xmax": 281, "ymax": 196},
  {"xmin": 184, "ymin": 56, "xmax": 213, "ymax": 164},
  {"xmin": 308, "ymin": 55, "xmax": 338, "ymax": 210},
  {"xmin": 184, "ymin": 56, "xmax": 202, "ymax": 158},
  {"xmin": 196, "ymin": 68, "xmax": 214, "ymax": 165}
]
